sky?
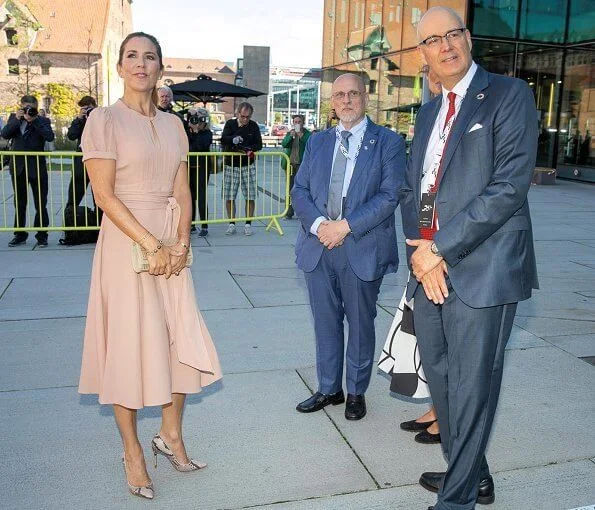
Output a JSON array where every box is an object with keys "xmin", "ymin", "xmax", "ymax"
[{"xmin": 132, "ymin": 1, "xmax": 324, "ymax": 69}]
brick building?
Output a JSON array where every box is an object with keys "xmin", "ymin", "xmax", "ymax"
[{"xmin": 0, "ymin": 0, "xmax": 132, "ymax": 113}]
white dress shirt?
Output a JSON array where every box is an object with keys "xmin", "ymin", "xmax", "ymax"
[
  {"xmin": 420, "ymin": 61, "xmax": 478, "ymax": 196},
  {"xmin": 311, "ymin": 116, "xmax": 368, "ymax": 236}
]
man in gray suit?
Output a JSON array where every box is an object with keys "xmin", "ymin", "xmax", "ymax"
[
  {"xmin": 292, "ymin": 74, "xmax": 405, "ymax": 420},
  {"xmin": 400, "ymin": 7, "xmax": 538, "ymax": 509}
]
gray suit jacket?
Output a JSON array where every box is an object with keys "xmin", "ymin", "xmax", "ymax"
[
  {"xmin": 292, "ymin": 119, "xmax": 406, "ymax": 282},
  {"xmin": 401, "ymin": 65, "xmax": 539, "ymax": 307}
]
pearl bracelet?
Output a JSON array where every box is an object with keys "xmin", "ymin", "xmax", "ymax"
[{"xmin": 145, "ymin": 240, "xmax": 163, "ymax": 257}]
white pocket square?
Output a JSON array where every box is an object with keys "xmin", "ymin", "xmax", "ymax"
[{"xmin": 469, "ymin": 123, "xmax": 483, "ymax": 133}]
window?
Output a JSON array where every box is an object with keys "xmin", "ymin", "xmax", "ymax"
[
  {"xmin": 369, "ymin": 79, "xmax": 377, "ymax": 94},
  {"xmin": 519, "ymin": 0, "xmax": 566, "ymax": 43},
  {"xmin": 8, "ymin": 59, "xmax": 19, "ymax": 75},
  {"xmin": 41, "ymin": 62, "xmax": 50, "ymax": 75},
  {"xmin": 387, "ymin": 84, "xmax": 394, "ymax": 95},
  {"xmin": 371, "ymin": 58, "xmax": 378, "ymax": 70},
  {"xmin": 5, "ymin": 28, "xmax": 17, "ymax": 46},
  {"xmin": 471, "ymin": 0, "xmax": 518, "ymax": 39},
  {"xmin": 43, "ymin": 97, "xmax": 51, "ymax": 113},
  {"xmin": 164, "ymin": 78, "xmax": 174, "ymax": 86}
]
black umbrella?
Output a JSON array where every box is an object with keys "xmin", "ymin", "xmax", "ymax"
[{"xmin": 170, "ymin": 74, "xmax": 265, "ymax": 103}]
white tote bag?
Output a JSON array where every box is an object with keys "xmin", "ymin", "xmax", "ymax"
[{"xmin": 378, "ymin": 286, "xmax": 430, "ymax": 399}]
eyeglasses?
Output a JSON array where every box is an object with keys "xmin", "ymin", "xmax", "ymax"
[
  {"xmin": 332, "ymin": 90, "xmax": 364, "ymax": 100},
  {"xmin": 419, "ymin": 28, "xmax": 467, "ymax": 49}
]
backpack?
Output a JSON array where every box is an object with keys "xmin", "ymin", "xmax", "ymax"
[{"xmin": 59, "ymin": 206, "xmax": 100, "ymax": 245}]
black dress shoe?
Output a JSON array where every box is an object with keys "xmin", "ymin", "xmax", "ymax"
[
  {"xmin": 296, "ymin": 391, "xmax": 344, "ymax": 413},
  {"xmin": 36, "ymin": 238, "xmax": 48, "ymax": 248},
  {"xmin": 400, "ymin": 418, "xmax": 436, "ymax": 432},
  {"xmin": 344, "ymin": 394, "xmax": 366, "ymax": 420},
  {"xmin": 419, "ymin": 471, "xmax": 495, "ymax": 505},
  {"xmin": 414, "ymin": 429, "xmax": 441, "ymax": 444},
  {"xmin": 8, "ymin": 236, "xmax": 27, "ymax": 247}
]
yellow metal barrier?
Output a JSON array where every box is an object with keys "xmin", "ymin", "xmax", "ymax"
[{"xmin": 0, "ymin": 150, "xmax": 291, "ymax": 236}]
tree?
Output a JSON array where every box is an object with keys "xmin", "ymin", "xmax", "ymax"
[{"xmin": 46, "ymin": 83, "xmax": 77, "ymax": 117}]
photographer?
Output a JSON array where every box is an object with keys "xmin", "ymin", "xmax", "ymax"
[
  {"xmin": 186, "ymin": 107, "xmax": 212, "ymax": 237},
  {"xmin": 220, "ymin": 102, "xmax": 262, "ymax": 236},
  {"xmin": 1, "ymin": 95, "xmax": 55, "ymax": 247},
  {"xmin": 66, "ymin": 96, "xmax": 97, "ymax": 210},
  {"xmin": 281, "ymin": 114, "xmax": 311, "ymax": 219}
]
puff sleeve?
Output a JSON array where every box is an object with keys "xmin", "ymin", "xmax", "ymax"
[{"xmin": 81, "ymin": 107, "xmax": 117, "ymax": 161}]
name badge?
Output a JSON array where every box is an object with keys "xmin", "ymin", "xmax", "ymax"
[{"xmin": 419, "ymin": 192, "xmax": 437, "ymax": 228}]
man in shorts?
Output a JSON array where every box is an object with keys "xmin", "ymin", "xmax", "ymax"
[{"xmin": 220, "ymin": 102, "xmax": 263, "ymax": 235}]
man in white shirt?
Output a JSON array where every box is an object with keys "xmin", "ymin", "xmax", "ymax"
[{"xmin": 291, "ymin": 73, "xmax": 406, "ymax": 420}]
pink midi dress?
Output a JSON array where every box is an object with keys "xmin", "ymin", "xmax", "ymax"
[{"xmin": 78, "ymin": 99, "xmax": 221, "ymax": 409}]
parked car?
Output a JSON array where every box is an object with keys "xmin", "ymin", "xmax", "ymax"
[{"xmin": 271, "ymin": 125, "xmax": 289, "ymax": 137}]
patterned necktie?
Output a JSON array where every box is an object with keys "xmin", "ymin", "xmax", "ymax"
[
  {"xmin": 327, "ymin": 130, "xmax": 352, "ymax": 220},
  {"xmin": 419, "ymin": 92, "xmax": 457, "ymax": 240}
]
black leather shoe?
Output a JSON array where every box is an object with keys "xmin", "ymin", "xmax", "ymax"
[
  {"xmin": 8, "ymin": 236, "xmax": 27, "ymax": 247},
  {"xmin": 414, "ymin": 429, "xmax": 441, "ymax": 444},
  {"xmin": 344, "ymin": 394, "xmax": 366, "ymax": 420},
  {"xmin": 36, "ymin": 238, "xmax": 48, "ymax": 248},
  {"xmin": 296, "ymin": 391, "xmax": 344, "ymax": 413},
  {"xmin": 400, "ymin": 418, "xmax": 436, "ymax": 432},
  {"xmin": 419, "ymin": 472, "xmax": 495, "ymax": 505}
]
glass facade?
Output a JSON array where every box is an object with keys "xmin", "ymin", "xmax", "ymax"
[{"xmin": 321, "ymin": 0, "xmax": 595, "ymax": 180}]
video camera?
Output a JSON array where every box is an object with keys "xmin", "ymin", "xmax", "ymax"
[{"xmin": 187, "ymin": 109, "xmax": 208, "ymax": 126}]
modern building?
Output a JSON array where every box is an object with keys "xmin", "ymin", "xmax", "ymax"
[
  {"xmin": 269, "ymin": 65, "xmax": 321, "ymax": 128},
  {"xmin": 321, "ymin": 0, "xmax": 594, "ymax": 182},
  {"xmin": 0, "ymin": 0, "xmax": 133, "ymax": 112}
]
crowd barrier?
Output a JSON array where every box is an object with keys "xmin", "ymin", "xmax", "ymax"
[{"xmin": 0, "ymin": 150, "xmax": 292, "ymax": 237}]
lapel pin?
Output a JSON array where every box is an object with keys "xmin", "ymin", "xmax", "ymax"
[
  {"xmin": 370, "ymin": 139, "xmax": 376, "ymax": 144},
  {"xmin": 477, "ymin": 93, "xmax": 485, "ymax": 100}
]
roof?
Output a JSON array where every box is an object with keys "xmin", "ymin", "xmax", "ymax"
[
  {"xmin": 14, "ymin": 0, "xmax": 110, "ymax": 54},
  {"xmin": 163, "ymin": 58, "xmax": 235, "ymax": 75}
]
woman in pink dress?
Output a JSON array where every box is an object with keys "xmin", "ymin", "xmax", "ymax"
[{"xmin": 78, "ymin": 32, "xmax": 221, "ymax": 500}]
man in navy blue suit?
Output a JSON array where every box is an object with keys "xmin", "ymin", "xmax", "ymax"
[
  {"xmin": 401, "ymin": 7, "xmax": 538, "ymax": 509},
  {"xmin": 291, "ymin": 73, "xmax": 406, "ymax": 420}
]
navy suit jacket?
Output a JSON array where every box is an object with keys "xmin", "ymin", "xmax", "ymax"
[
  {"xmin": 401, "ymin": 66, "xmax": 539, "ymax": 307},
  {"xmin": 292, "ymin": 119, "xmax": 406, "ymax": 282}
]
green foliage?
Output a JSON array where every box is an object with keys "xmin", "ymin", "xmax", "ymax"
[
  {"xmin": 274, "ymin": 112, "xmax": 283, "ymax": 124},
  {"xmin": 46, "ymin": 83, "xmax": 77, "ymax": 117}
]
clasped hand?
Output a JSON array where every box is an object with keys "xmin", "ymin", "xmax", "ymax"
[
  {"xmin": 147, "ymin": 241, "xmax": 188, "ymax": 278},
  {"xmin": 317, "ymin": 219, "xmax": 350, "ymax": 250},
  {"xmin": 406, "ymin": 238, "xmax": 448, "ymax": 304}
]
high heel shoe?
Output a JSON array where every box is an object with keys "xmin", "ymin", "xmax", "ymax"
[
  {"xmin": 151, "ymin": 434, "xmax": 207, "ymax": 472},
  {"xmin": 122, "ymin": 456, "xmax": 154, "ymax": 500}
]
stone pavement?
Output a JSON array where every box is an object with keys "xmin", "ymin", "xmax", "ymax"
[{"xmin": 0, "ymin": 179, "xmax": 594, "ymax": 510}]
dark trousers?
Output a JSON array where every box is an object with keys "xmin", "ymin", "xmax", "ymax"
[
  {"xmin": 286, "ymin": 164, "xmax": 299, "ymax": 218},
  {"xmin": 189, "ymin": 162, "xmax": 210, "ymax": 228},
  {"xmin": 11, "ymin": 168, "xmax": 49, "ymax": 241},
  {"xmin": 414, "ymin": 280, "xmax": 517, "ymax": 510},
  {"xmin": 304, "ymin": 246, "xmax": 382, "ymax": 395},
  {"xmin": 66, "ymin": 158, "xmax": 94, "ymax": 209}
]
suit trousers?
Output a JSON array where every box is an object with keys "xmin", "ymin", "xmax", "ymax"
[
  {"xmin": 66, "ymin": 157, "xmax": 95, "ymax": 209},
  {"xmin": 304, "ymin": 245, "xmax": 382, "ymax": 395},
  {"xmin": 189, "ymin": 162, "xmax": 210, "ymax": 229},
  {"xmin": 414, "ymin": 280, "xmax": 517, "ymax": 510},
  {"xmin": 11, "ymin": 167, "xmax": 49, "ymax": 241}
]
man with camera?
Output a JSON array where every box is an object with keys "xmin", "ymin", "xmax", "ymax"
[
  {"xmin": 186, "ymin": 107, "xmax": 213, "ymax": 237},
  {"xmin": 1, "ymin": 95, "xmax": 55, "ymax": 247},
  {"xmin": 66, "ymin": 96, "xmax": 97, "ymax": 210},
  {"xmin": 281, "ymin": 114, "xmax": 311, "ymax": 219},
  {"xmin": 220, "ymin": 102, "xmax": 262, "ymax": 236}
]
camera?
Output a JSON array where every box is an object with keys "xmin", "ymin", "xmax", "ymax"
[
  {"xmin": 188, "ymin": 113, "xmax": 207, "ymax": 125},
  {"xmin": 82, "ymin": 106, "xmax": 94, "ymax": 117},
  {"xmin": 23, "ymin": 106, "xmax": 38, "ymax": 117}
]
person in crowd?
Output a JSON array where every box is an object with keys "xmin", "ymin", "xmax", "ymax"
[
  {"xmin": 220, "ymin": 102, "xmax": 262, "ymax": 236},
  {"xmin": 325, "ymin": 108, "xmax": 338, "ymax": 129},
  {"xmin": 66, "ymin": 96, "xmax": 98, "ymax": 209},
  {"xmin": 1, "ymin": 94, "xmax": 55, "ymax": 247},
  {"xmin": 78, "ymin": 32, "xmax": 221, "ymax": 500},
  {"xmin": 399, "ymin": 67, "xmax": 443, "ymax": 446},
  {"xmin": 400, "ymin": 8, "xmax": 538, "ymax": 509},
  {"xmin": 291, "ymin": 73, "xmax": 405, "ymax": 421},
  {"xmin": 186, "ymin": 107, "xmax": 212, "ymax": 237},
  {"xmin": 157, "ymin": 85, "xmax": 175, "ymax": 113},
  {"xmin": 281, "ymin": 114, "xmax": 311, "ymax": 219}
]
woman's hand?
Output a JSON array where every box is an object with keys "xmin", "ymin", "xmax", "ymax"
[
  {"xmin": 144, "ymin": 238, "xmax": 173, "ymax": 278},
  {"xmin": 169, "ymin": 239, "xmax": 190, "ymax": 276}
]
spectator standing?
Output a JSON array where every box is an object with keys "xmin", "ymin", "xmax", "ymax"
[{"xmin": 281, "ymin": 114, "xmax": 311, "ymax": 219}]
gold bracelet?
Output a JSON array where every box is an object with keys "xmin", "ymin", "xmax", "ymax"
[
  {"xmin": 138, "ymin": 231, "xmax": 151, "ymax": 245},
  {"xmin": 145, "ymin": 240, "xmax": 163, "ymax": 257}
]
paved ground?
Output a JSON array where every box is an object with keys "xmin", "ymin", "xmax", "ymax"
[{"xmin": 0, "ymin": 179, "xmax": 594, "ymax": 510}]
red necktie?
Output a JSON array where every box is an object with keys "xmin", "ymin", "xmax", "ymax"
[{"xmin": 420, "ymin": 91, "xmax": 457, "ymax": 241}]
